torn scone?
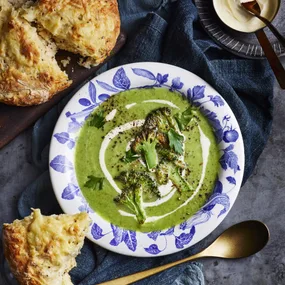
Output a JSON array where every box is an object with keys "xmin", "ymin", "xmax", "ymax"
[
  {"xmin": 0, "ymin": 0, "xmax": 71, "ymax": 106},
  {"xmin": 21, "ymin": 0, "xmax": 121, "ymax": 68},
  {"xmin": 2, "ymin": 209, "xmax": 91, "ymax": 285}
]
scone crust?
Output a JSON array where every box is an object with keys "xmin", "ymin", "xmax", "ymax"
[
  {"xmin": 0, "ymin": 67, "xmax": 71, "ymax": 106},
  {"xmin": 0, "ymin": 2, "xmax": 71, "ymax": 106},
  {"xmin": 0, "ymin": 0, "xmax": 120, "ymax": 106},
  {"xmin": 3, "ymin": 217, "xmax": 39, "ymax": 285},
  {"xmin": 2, "ymin": 209, "xmax": 90, "ymax": 285},
  {"xmin": 3, "ymin": 222, "xmax": 74, "ymax": 285},
  {"xmin": 22, "ymin": 0, "xmax": 121, "ymax": 67}
]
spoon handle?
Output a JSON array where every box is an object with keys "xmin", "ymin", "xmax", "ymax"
[
  {"xmin": 255, "ymin": 30, "xmax": 285, "ymax": 89},
  {"xmin": 255, "ymin": 15, "xmax": 285, "ymax": 48},
  {"xmin": 96, "ymin": 251, "xmax": 205, "ymax": 285}
]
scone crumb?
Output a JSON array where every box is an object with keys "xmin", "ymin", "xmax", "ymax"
[{"xmin": 61, "ymin": 57, "xmax": 71, "ymax": 68}]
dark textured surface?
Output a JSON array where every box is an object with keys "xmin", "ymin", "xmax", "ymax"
[{"xmin": 198, "ymin": 77, "xmax": 285, "ymax": 285}]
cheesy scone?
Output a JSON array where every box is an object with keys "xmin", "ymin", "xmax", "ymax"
[
  {"xmin": 2, "ymin": 209, "xmax": 91, "ymax": 285},
  {"xmin": 21, "ymin": 0, "xmax": 121, "ymax": 68},
  {"xmin": 0, "ymin": 0, "xmax": 71, "ymax": 106}
]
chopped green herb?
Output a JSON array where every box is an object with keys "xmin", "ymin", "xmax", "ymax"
[
  {"xmin": 89, "ymin": 111, "xmax": 105, "ymax": 128},
  {"xmin": 84, "ymin": 175, "xmax": 104, "ymax": 190},
  {"xmin": 168, "ymin": 128, "xmax": 184, "ymax": 155},
  {"xmin": 122, "ymin": 149, "xmax": 140, "ymax": 163},
  {"xmin": 174, "ymin": 107, "xmax": 194, "ymax": 131}
]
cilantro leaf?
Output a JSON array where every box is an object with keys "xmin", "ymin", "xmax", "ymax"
[
  {"xmin": 168, "ymin": 129, "xmax": 184, "ymax": 155},
  {"xmin": 89, "ymin": 111, "xmax": 105, "ymax": 128},
  {"xmin": 122, "ymin": 149, "xmax": 140, "ymax": 163},
  {"xmin": 84, "ymin": 175, "xmax": 104, "ymax": 190},
  {"xmin": 174, "ymin": 107, "xmax": 194, "ymax": 131}
]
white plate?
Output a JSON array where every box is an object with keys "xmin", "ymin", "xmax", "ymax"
[{"xmin": 49, "ymin": 62, "xmax": 244, "ymax": 257}]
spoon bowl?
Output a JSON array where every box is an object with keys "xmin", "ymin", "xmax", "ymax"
[
  {"xmin": 241, "ymin": 0, "xmax": 285, "ymax": 48},
  {"xmin": 212, "ymin": 0, "xmax": 280, "ymax": 34},
  {"xmin": 203, "ymin": 220, "xmax": 270, "ymax": 259},
  {"xmin": 97, "ymin": 220, "xmax": 270, "ymax": 285},
  {"xmin": 241, "ymin": 0, "xmax": 261, "ymax": 15}
]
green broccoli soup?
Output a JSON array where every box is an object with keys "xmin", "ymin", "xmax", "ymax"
[{"xmin": 75, "ymin": 88, "xmax": 220, "ymax": 232}]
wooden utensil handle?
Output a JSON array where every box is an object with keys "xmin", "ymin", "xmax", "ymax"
[
  {"xmin": 255, "ymin": 15, "xmax": 285, "ymax": 48},
  {"xmin": 255, "ymin": 30, "xmax": 285, "ymax": 89},
  {"xmin": 96, "ymin": 252, "xmax": 204, "ymax": 285}
]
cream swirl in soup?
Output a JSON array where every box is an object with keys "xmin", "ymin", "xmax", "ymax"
[
  {"xmin": 75, "ymin": 88, "xmax": 220, "ymax": 232},
  {"xmin": 213, "ymin": 0, "xmax": 279, "ymax": 33}
]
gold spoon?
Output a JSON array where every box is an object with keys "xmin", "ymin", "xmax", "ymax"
[
  {"xmin": 241, "ymin": 1, "xmax": 285, "ymax": 47},
  {"xmin": 97, "ymin": 220, "xmax": 270, "ymax": 285}
]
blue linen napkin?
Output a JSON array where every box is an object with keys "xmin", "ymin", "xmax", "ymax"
[{"xmin": 18, "ymin": 0, "xmax": 274, "ymax": 284}]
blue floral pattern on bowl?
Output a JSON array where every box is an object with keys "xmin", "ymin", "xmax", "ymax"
[{"xmin": 49, "ymin": 62, "xmax": 244, "ymax": 257}]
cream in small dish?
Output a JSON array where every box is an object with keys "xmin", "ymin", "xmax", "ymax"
[{"xmin": 213, "ymin": 0, "xmax": 280, "ymax": 33}]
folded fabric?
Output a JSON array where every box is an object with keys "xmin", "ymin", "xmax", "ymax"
[
  {"xmin": 110, "ymin": 1, "xmax": 274, "ymax": 183},
  {"xmin": 19, "ymin": 0, "xmax": 274, "ymax": 284}
]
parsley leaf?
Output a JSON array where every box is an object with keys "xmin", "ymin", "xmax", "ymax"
[
  {"xmin": 89, "ymin": 111, "xmax": 105, "ymax": 128},
  {"xmin": 174, "ymin": 107, "xmax": 194, "ymax": 131},
  {"xmin": 122, "ymin": 149, "xmax": 140, "ymax": 163},
  {"xmin": 84, "ymin": 175, "xmax": 104, "ymax": 190},
  {"xmin": 168, "ymin": 129, "xmax": 184, "ymax": 155}
]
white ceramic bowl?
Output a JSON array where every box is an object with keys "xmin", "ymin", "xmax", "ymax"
[{"xmin": 49, "ymin": 62, "xmax": 244, "ymax": 257}]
